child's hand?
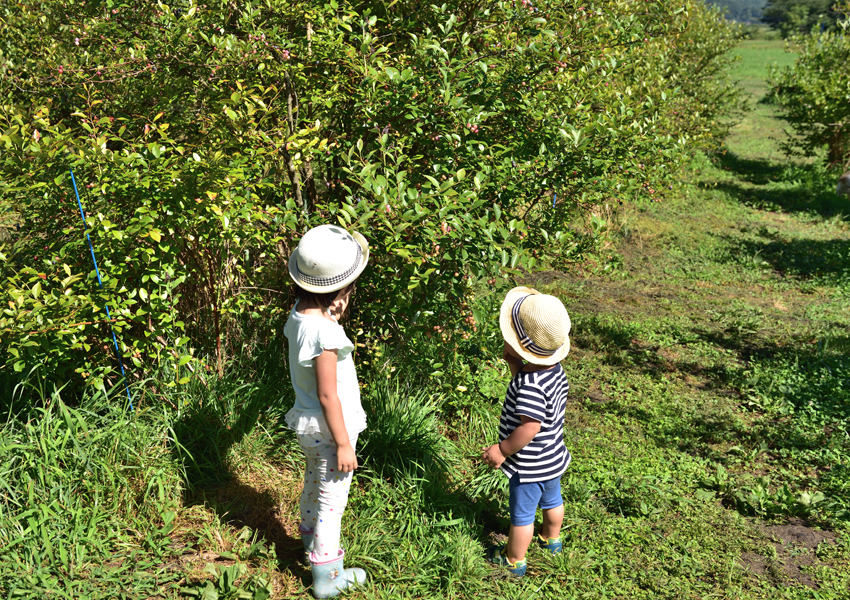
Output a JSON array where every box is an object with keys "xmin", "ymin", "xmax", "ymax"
[
  {"xmin": 337, "ymin": 443, "xmax": 359, "ymax": 473},
  {"xmin": 482, "ymin": 444, "xmax": 507, "ymax": 469},
  {"xmin": 502, "ymin": 342, "xmax": 524, "ymax": 376},
  {"xmin": 502, "ymin": 341, "xmax": 520, "ymax": 363}
]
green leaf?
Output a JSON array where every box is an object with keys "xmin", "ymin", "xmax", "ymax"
[
  {"xmin": 433, "ymin": 517, "xmax": 464, "ymax": 527},
  {"xmin": 199, "ymin": 581, "xmax": 219, "ymax": 600},
  {"xmin": 695, "ymin": 489, "xmax": 715, "ymax": 501},
  {"xmin": 252, "ymin": 585, "xmax": 271, "ymax": 600}
]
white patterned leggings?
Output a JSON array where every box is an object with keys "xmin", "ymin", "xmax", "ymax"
[{"xmin": 297, "ymin": 431, "xmax": 358, "ymax": 562}]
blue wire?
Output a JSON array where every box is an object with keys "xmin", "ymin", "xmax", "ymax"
[{"xmin": 69, "ymin": 168, "xmax": 134, "ymax": 411}]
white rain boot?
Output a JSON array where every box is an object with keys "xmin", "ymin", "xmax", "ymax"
[{"xmin": 310, "ymin": 549, "xmax": 367, "ymax": 598}]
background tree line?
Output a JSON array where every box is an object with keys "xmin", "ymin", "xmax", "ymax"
[
  {"xmin": 706, "ymin": 0, "xmax": 844, "ymax": 36},
  {"xmin": 762, "ymin": 0, "xmax": 845, "ymax": 35},
  {"xmin": 707, "ymin": 0, "xmax": 765, "ymax": 23}
]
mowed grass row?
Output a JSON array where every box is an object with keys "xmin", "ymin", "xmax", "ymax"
[
  {"xmin": 724, "ymin": 38, "xmax": 797, "ymax": 163},
  {"xmin": 1, "ymin": 39, "xmax": 849, "ymax": 599}
]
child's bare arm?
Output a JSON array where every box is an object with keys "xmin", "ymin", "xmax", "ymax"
[
  {"xmin": 315, "ymin": 349, "xmax": 358, "ymax": 472},
  {"xmin": 499, "ymin": 416, "xmax": 541, "ymax": 455},
  {"xmin": 482, "ymin": 416, "xmax": 541, "ymax": 469}
]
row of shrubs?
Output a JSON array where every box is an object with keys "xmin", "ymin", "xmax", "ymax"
[{"xmin": 0, "ymin": 0, "xmax": 748, "ymax": 394}]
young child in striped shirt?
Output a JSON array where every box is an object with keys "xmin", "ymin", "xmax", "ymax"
[{"xmin": 482, "ymin": 286, "xmax": 572, "ymax": 577}]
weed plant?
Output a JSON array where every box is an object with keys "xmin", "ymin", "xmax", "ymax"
[{"xmin": 358, "ymin": 377, "xmax": 455, "ymax": 480}]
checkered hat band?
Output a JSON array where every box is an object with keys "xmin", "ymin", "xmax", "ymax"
[
  {"xmin": 512, "ymin": 295, "xmax": 558, "ymax": 357},
  {"xmin": 296, "ymin": 244, "xmax": 362, "ymax": 288}
]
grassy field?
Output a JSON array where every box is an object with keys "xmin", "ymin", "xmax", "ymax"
[
  {"xmin": 1, "ymin": 40, "xmax": 849, "ymax": 599},
  {"xmin": 724, "ymin": 38, "xmax": 797, "ymax": 163}
]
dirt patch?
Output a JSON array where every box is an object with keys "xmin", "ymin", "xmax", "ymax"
[
  {"xmin": 524, "ymin": 270, "xmax": 570, "ymax": 287},
  {"xmin": 768, "ymin": 519, "xmax": 836, "ymax": 550},
  {"xmin": 586, "ymin": 389, "xmax": 611, "ymax": 404},
  {"xmin": 576, "ymin": 383, "xmax": 611, "ymax": 404},
  {"xmin": 740, "ymin": 518, "xmax": 837, "ymax": 589},
  {"xmin": 739, "ymin": 552, "xmax": 767, "ymax": 576},
  {"xmin": 487, "ymin": 531, "xmax": 509, "ymax": 545}
]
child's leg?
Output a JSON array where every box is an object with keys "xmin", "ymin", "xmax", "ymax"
[
  {"xmin": 505, "ymin": 524, "xmax": 534, "ymax": 563},
  {"xmin": 504, "ymin": 477, "xmax": 543, "ymax": 563},
  {"xmin": 540, "ymin": 504, "xmax": 564, "ymax": 539},
  {"xmin": 297, "ymin": 434, "xmax": 324, "ymax": 537},
  {"xmin": 311, "ymin": 434, "xmax": 358, "ymax": 562},
  {"xmin": 538, "ymin": 476, "xmax": 565, "ymax": 554},
  {"xmin": 538, "ymin": 476, "xmax": 564, "ymax": 539}
]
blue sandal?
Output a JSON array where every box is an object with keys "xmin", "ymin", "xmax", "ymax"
[
  {"xmin": 486, "ymin": 545, "xmax": 527, "ymax": 577},
  {"xmin": 537, "ymin": 534, "xmax": 562, "ymax": 554}
]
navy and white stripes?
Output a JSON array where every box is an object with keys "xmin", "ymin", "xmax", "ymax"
[{"xmin": 499, "ymin": 365, "xmax": 570, "ymax": 483}]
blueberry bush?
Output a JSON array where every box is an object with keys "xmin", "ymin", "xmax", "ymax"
[
  {"xmin": 0, "ymin": 0, "xmax": 744, "ymax": 392},
  {"xmin": 767, "ymin": 3, "xmax": 850, "ymax": 167}
]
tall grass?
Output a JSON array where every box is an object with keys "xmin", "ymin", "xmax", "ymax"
[
  {"xmin": 0, "ymin": 354, "xmax": 298, "ymax": 598},
  {"xmin": 358, "ymin": 377, "xmax": 456, "ymax": 479},
  {"xmin": 0, "ymin": 383, "xmax": 183, "ymax": 597}
]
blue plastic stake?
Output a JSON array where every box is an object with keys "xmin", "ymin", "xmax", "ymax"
[
  {"xmin": 69, "ymin": 168, "xmax": 134, "ymax": 411},
  {"xmin": 553, "ymin": 193, "xmax": 557, "ymax": 208}
]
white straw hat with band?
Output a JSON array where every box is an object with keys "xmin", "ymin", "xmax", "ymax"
[
  {"xmin": 499, "ymin": 286, "xmax": 570, "ymax": 366},
  {"xmin": 288, "ymin": 224, "xmax": 369, "ymax": 293}
]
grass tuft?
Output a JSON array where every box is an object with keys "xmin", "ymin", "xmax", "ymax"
[{"xmin": 359, "ymin": 376, "xmax": 457, "ymax": 480}]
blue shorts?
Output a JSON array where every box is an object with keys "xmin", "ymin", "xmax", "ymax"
[{"xmin": 508, "ymin": 476, "xmax": 564, "ymax": 527}]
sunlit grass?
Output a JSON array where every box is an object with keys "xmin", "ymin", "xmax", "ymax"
[
  {"xmin": 724, "ymin": 38, "xmax": 802, "ymax": 164},
  {"xmin": 2, "ymin": 38, "xmax": 850, "ymax": 600}
]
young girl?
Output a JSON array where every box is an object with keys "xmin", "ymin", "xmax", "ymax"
[{"xmin": 283, "ymin": 224, "xmax": 369, "ymax": 598}]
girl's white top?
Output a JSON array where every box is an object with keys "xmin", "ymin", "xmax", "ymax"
[{"xmin": 283, "ymin": 303, "xmax": 367, "ymax": 436}]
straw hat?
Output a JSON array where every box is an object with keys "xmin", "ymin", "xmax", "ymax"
[
  {"xmin": 288, "ymin": 224, "xmax": 369, "ymax": 293},
  {"xmin": 499, "ymin": 286, "xmax": 570, "ymax": 366}
]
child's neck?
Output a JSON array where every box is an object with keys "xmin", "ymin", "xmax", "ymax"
[
  {"xmin": 521, "ymin": 363, "xmax": 558, "ymax": 373},
  {"xmin": 295, "ymin": 299, "xmax": 335, "ymax": 322}
]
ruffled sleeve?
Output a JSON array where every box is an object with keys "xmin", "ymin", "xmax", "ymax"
[{"xmin": 296, "ymin": 319, "xmax": 354, "ymax": 367}]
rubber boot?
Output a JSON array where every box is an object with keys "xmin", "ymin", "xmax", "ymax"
[{"xmin": 310, "ymin": 549, "xmax": 367, "ymax": 598}]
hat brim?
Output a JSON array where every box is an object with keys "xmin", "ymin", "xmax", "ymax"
[
  {"xmin": 499, "ymin": 286, "xmax": 570, "ymax": 366},
  {"xmin": 288, "ymin": 230, "xmax": 369, "ymax": 293}
]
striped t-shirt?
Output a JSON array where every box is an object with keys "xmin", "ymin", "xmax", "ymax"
[{"xmin": 498, "ymin": 364, "xmax": 571, "ymax": 483}]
